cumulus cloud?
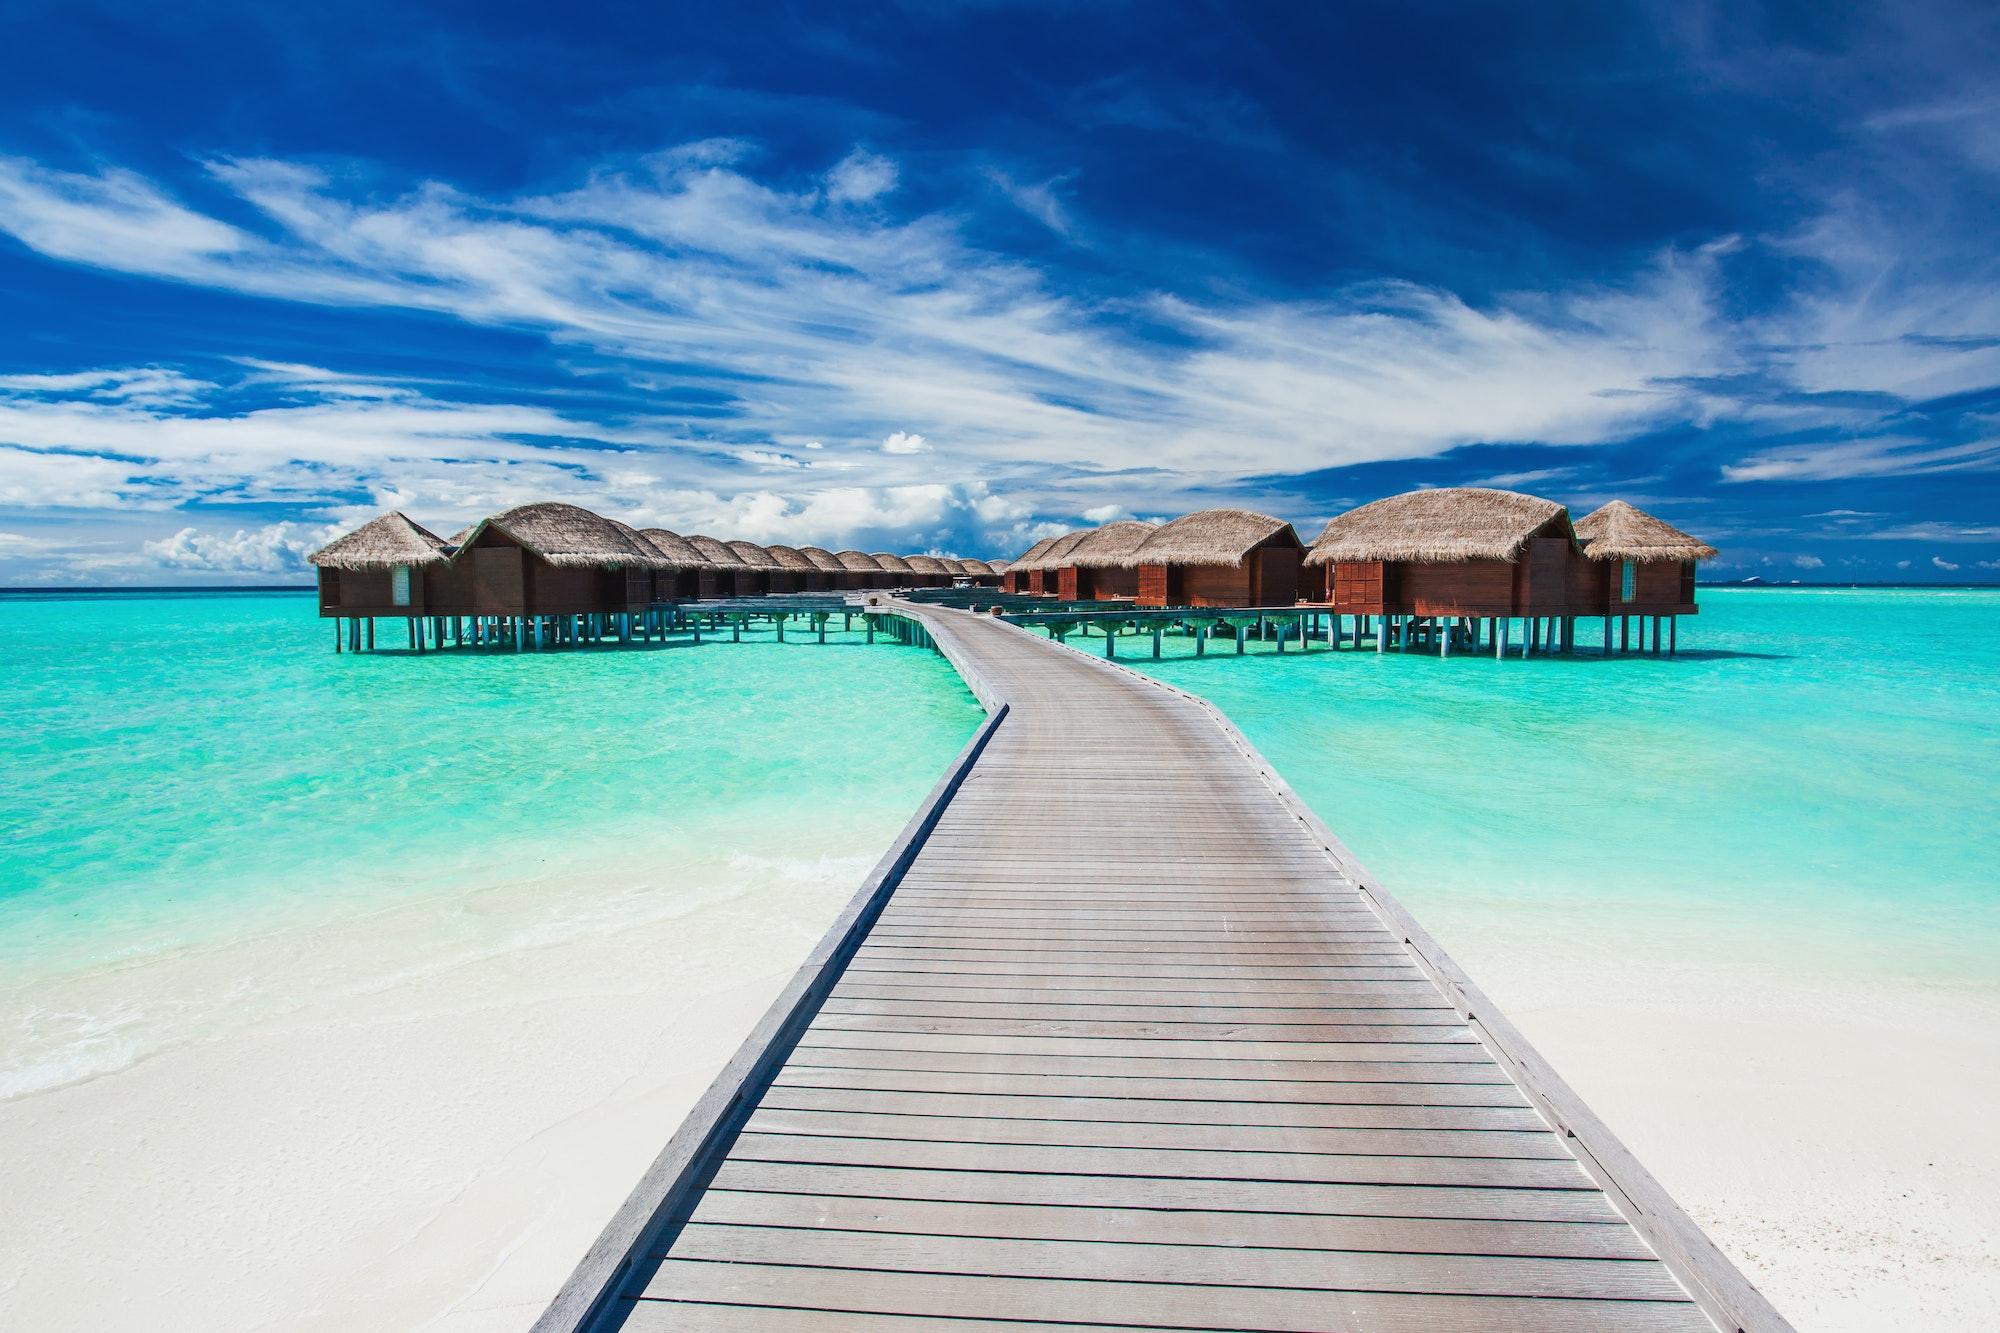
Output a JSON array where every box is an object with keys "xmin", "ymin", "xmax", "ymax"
[
  {"xmin": 1932, "ymin": 555, "xmax": 1961, "ymax": 571},
  {"xmin": 1793, "ymin": 554, "xmax": 1825, "ymax": 568},
  {"xmin": 142, "ymin": 522, "xmax": 324, "ymax": 573},
  {"xmin": 881, "ymin": 430, "xmax": 931, "ymax": 455},
  {"xmin": 1080, "ymin": 503, "xmax": 1125, "ymax": 522},
  {"xmin": 825, "ymin": 149, "xmax": 898, "ymax": 203}
]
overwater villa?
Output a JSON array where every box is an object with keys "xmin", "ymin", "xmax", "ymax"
[
  {"xmin": 310, "ymin": 512, "xmax": 452, "ymax": 623},
  {"xmin": 902, "ymin": 554, "xmax": 956, "ymax": 588},
  {"xmin": 1001, "ymin": 535, "xmax": 1062, "ymax": 593},
  {"xmin": 684, "ymin": 535, "xmax": 757, "ymax": 598},
  {"xmin": 792, "ymin": 546, "xmax": 846, "ymax": 591},
  {"xmin": 1011, "ymin": 529, "xmax": 1092, "ymax": 595},
  {"xmin": 638, "ymin": 529, "xmax": 707, "ymax": 601},
  {"xmin": 869, "ymin": 552, "xmax": 918, "ymax": 588},
  {"xmin": 832, "ymin": 550, "xmax": 889, "ymax": 589},
  {"xmin": 1055, "ymin": 519, "xmax": 1158, "ymax": 599},
  {"xmin": 758, "ymin": 544, "xmax": 818, "ymax": 593},
  {"xmin": 1124, "ymin": 508, "xmax": 1304, "ymax": 607},
  {"xmin": 1574, "ymin": 499, "xmax": 1717, "ymax": 651},
  {"xmin": 723, "ymin": 540, "xmax": 784, "ymax": 595},
  {"xmin": 1302, "ymin": 486, "xmax": 1700, "ymax": 654}
]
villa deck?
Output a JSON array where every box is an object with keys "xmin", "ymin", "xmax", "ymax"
[{"xmin": 537, "ymin": 604, "xmax": 1787, "ymax": 1332}]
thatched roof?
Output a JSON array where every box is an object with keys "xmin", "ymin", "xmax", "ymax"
[
  {"xmin": 452, "ymin": 502, "xmax": 662, "ymax": 568},
  {"xmin": 1305, "ymin": 488, "xmax": 1572, "ymax": 566},
  {"xmin": 725, "ymin": 540, "xmax": 782, "ymax": 570},
  {"xmin": 1068, "ymin": 520, "xmax": 1161, "ymax": 569},
  {"xmin": 870, "ymin": 552, "xmax": 916, "ymax": 574},
  {"xmin": 760, "ymin": 544, "xmax": 818, "ymax": 573},
  {"xmin": 950, "ymin": 558, "xmax": 987, "ymax": 576},
  {"xmin": 796, "ymin": 546, "xmax": 846, "ymax": 573},
  {"xmin": 904, "ymin": 554, "xmax": 953, "ymax": 576},
  {"xmin": 638, "ymin": 528, "xmax": 709, "ymax": 569},
  {"xmin": 686, "ymin": 534, "xmax": 749, "ymax": 568},
  {"xmin": 310, "ymin": 511, "xmax": 449, "ymax": 569},
  {"xmin": 1010, "ymin": 535, "xmax": 1061, "ymax": 569},
  {"xmin": 984, "ymin": 558, "xmax": 1011, "ymax": 574},
  {"xmin": 606, "ymin": 519, "xmax": 674, "ymax": 569},
  {"xmin": 833, "ymin": 549, "xmax": 883, "ymax": 573},
  {"xmin": 1574, "ymin": 501, "xmax": 1718, "ymax": 563},
  {"xmin": 1013, "ymin": 529, "xmax": 1093, "ymax": 572},
  {"xmin": 1124, "ymin": 510, "xmax": 1300, "ymax": 568}
]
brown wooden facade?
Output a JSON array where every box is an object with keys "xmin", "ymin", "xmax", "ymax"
[
  {"xmin": 1318, "ymin": 520, "xmax": 1590, "ymax": 619},
  {"xmin": 1135, "ymin": 542, "xmax": 1301, "ymax": 608}
]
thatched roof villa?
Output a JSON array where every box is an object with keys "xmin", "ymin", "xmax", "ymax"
[
  {"xmin": 685, "ymin": 535, "xmax": 759, "ymax": 599},
  {"xmin": 1002, "ymin": 536, "xmax": 1062, "ymax": 593},
  {"xmin": 903, "ymin": 554, "xmax": 955, "ymax": 588},
  {"xmin": 1059, "ymin": 520, "xmax": 1159, "ymax": 600},
  {"xmin": 757, "ymin": 544, "xmax": 819, "ymax": 594},
  {"xmin": 1123, "ymin": 509, "xmax": 1303, "ymax": 608},
  {"xmin": 870, "ymin": 553, "xmax": 918, "ymax": 588},
  {"xmin": 794, "ymin": 546, "xmax": 847, "ymax": 591},
  {"xmin": 430, "ymin": 502, "xmax": 664, "ymax": 617},
  {"xmin": 1574, "ymin": 500, "xmax": 1715, "ymax": 616},
  {"xmin": 833, "ymin": 550, "xmax": 889, "ymax": 590},
  {"xmin": 310, "ymin": 512, "xmax": 449, "ymax": 616},
  {"xmin": 723, "ymin": 541, "xmax": 784, "ymax": 596},
  {"xmin": 638, "ymin": 528, "xmax": 707, "ymax": 601},
  {"xmin": 1012, "ymin": 529, "xmax": 1093, "ymax": 596},
  {"xmin": 1304, "ymin": 487, "xmax": 1580, "ymax": 619}
]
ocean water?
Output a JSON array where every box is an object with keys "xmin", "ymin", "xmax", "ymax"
[
  {"xmin": 1118, "ymin": 587, "xmax": 2000, "ymax": 993},
  {"xmin": 0, "ymin": 591, "xmax": 982, "ymax": 1098}
]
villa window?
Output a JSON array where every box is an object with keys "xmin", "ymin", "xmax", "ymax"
[
  {"xmin": 1620, "ymin": 560, "xmax": 1636, "ymax": 603},
  {"xmin": 392, "ymin": 565, "xmax": 412, "ymax": 606}
]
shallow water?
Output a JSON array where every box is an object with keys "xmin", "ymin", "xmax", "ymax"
[
  {"xmin": 1116, "ymin": 587, "xmax": 2000, "ymax": 992},
  {"xmin": 0, "ymin": 592, "xmax": 981, "ymax": 1098}
]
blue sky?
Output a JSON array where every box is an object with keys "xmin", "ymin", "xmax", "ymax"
[{"xmin": 0, "ymin": 1, "xmax": 1996, "ymax": 582}]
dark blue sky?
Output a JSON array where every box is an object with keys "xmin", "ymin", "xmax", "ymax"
[{"xmin": 1, "ymin": 0, "xmax": 1995, "ymax": 580}]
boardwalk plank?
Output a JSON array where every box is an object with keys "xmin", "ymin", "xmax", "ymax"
[{"xmin": 537, "ymin": 604, "xmax": 1775, "ymax": 1333}]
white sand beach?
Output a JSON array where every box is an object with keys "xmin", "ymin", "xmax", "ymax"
[{"xmin": 3, "ymin": 869, "xmax": 1996, "ymax": 1331}]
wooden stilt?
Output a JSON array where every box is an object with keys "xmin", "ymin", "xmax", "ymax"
[
  {"xmin": 1376, "ymin": 614, "xmax": 1385, "ymax": 654},
  {"xmin": 1152, "ymin": 627, "xmax": 1162, "ymax": 659},
  {"xmin": 1236, "ymin": 624, "xmax": 1247, "ymax": 655},
  {"xmin": 365, "ymin": 618, "xmax": 375, "ymax": 651},
  {"xmin": 1495, "ymin": 618, "xmax": 1505, "ymax": 660},
  {"xmin": 1670, "ymin": 617, "xmax": 1678, "ymax": 655}
]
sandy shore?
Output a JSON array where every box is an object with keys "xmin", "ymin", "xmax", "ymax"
[
  {"xmin": 1432, "ymin": 904, "xmax": 2000, "ymax": 1333},
  {"xmin": 4, "ymin": 873, "xmax": 1995, "ymax": 1330},
  {"xmin": 0, "ymin": 854, "xmax": 863, "ymax": 1332}
]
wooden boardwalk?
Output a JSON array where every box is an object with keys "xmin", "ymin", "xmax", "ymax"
[{"xmin": 539, "ymin": 605, "xmax": 1788, "ymax": 1333}]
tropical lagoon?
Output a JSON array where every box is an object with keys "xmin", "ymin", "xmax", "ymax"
[{"xmin": 1, "ymin": 586, "xmax": 1995, "ymax": 1331}]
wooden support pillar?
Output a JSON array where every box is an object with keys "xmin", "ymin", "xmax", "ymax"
[
  {"xmin": 1670, "ymin": 616, "xmax": 1678, "ymax": 655},
  {"xmin": 1496, "ymin": 618, "xmax": 1507, "ymax": 660},
  {"xmin": 865, "ymin": 618, "xmax": 874, "ymax": 644},
  {"xmin": 1195, "ymin": 625, "xmax": 1206, "ymax": 657},
  {"xmin": 365, "ymin": 618, "xmax": 375, "ymax": 651},
  {"xmin": 1652, "ymin": 615, "xmax": 1663, "ymax": 654},
  {"xmin": 1620, "ymin": 616, "xmax": 1629, "ymax": 654},
  {"xmin": 1376, "ymin": 614, "xmax": 1385, "ymax": 654},
  {"xmin": 1440, "ymin": 620, "xmax": 1450, "ymax": 658},
  {"xmin": 1236, "ymin": 624, "xmax": 1247, "ymax": 655},
  {"xmin": 776, "ymin": 616, "xmax": 786, "ymax": 643},
  {"xmin": 1152, "ymin": 627, "xmax": 1162, "ymax": 659}
]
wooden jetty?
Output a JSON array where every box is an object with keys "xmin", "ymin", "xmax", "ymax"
[{"xmin": 537, "ymin": 603, "xmax": 1788, "ymax": 1333}]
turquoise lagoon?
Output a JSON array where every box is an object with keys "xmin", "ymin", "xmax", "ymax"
[
  {"xmin": 1121, "ymin": 587, "xmax": 2000, "ymax": 993},
  {"xmin": 0, "ymin": 591, "xmax": 981, "ymax": 1097},
  {"xmin": 4, "ymin": 586, "xmax": 1996, "ymax": 1100}
]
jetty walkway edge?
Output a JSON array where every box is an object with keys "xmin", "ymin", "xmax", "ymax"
[{"xmin": 535, "ymin": 602, "xmax": 1790, "ymax": 1333}]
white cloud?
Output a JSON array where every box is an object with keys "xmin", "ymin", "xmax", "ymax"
[
  {"xmin": 881, "ymin": 430, "xmax": 931, "ymax": 455},
  {"xmin": 142, "ymin": 522, "xmax": 324, "ymax": 573},
  {"xmin": 0, "ymin": 149, "xmax": 1746, "ymax": 489},
  {"xmin": 985, "ymin": 168, "xmax": 1073, "ymax": 237},
  {"xmin": 825, "ymin": 149, "xmax": 898, "ymax": 204},
  {"xmin": 1722, "ymin": 436, "xmax": 2000, "ymax": 482},
  {"xmin": 1932, "ymin": 555, "xmax": 1961, "ymax": 571},
  {"xmin": 1080, "ymin": 503, "xmax": 1124, "ymax": 522},
  {"xmin": 1793, "ymin": 554, "xmax": 1825, "ymax": 569}
]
